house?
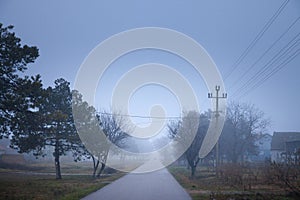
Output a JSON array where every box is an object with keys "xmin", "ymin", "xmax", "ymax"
[{"xmin": 271, "ymin": 132, "xmax": 300, "ymax": 163}]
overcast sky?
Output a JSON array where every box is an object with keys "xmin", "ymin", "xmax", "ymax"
[{"xmin": 0, "ymin": 0, "xmax": 299, "ymax": 134}]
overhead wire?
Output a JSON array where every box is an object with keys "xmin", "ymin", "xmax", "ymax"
[
  {"xmin": 224, "ymin": 0, "xmax": 290, "ymax": 81},
  {"xmin": 236, "ymin": 48, "xmax": 300, "ymax": 99},
  {"xmin": 232, "ymin": 32, "xmax": 300, "ymax": 98},
  {"xmin": 227, "ymin": 16, "xmax": 300, "ymax": 91},
  {"xmin": 97, "ymin": 111, "xmax": 182, "ymax": 119},
  {"xmin": 96, "ymin": 0, "xmax": 293, "ymax": 115}
]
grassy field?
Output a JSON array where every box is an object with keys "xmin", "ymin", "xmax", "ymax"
[
  {"xmin": 0, "ymin": 161, "xmax": 125, "ymax": 200},
  {"xmin": 169, "ymin": 166, "xmax": 298, "ymax": 200}
]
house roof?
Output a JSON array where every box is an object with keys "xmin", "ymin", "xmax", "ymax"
[{"xmin": 271, "ymin": 132, "xmax": 300, "ymax": 150}]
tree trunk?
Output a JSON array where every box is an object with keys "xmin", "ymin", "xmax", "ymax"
[
  {"xmin": 190, "ymin": 157, "xmax": 200, "ymax": 179},
  {"xmin": 54, "ymin": 145, "xmax": 62, "ymax": 179},
  {"xmin": 96, "ymin": 163, "xmax": 105, "ymax": 178},
  {"xmin": 92, "ymin": 156, "xmax": 99, "ymax": 178},
  {"xmin": 191, "ymin": 166, "xmax": 196, "ymax": 178}
]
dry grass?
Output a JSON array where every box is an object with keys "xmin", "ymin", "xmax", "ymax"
[
  {"xmin": 169, "ymin": 166, "xmax": 298, "ymax": 200},
  {"xmin": 0, "ymin": 161, "xmax": 125, "ymax": 200}
]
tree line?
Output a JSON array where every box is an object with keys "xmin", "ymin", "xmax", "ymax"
[
  {"xmin": 1, "ymin": 23, "xmax": 271, "ymax": 180},
  {"xmin": 168, "ymin": 102, "xmax": 270, "ymax": 178},
  {"xmin": 0, "ymin": 23, "xmax": 129, "ymax": 179}
]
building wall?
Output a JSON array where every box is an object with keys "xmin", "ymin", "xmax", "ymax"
[{"xmin": 271, "ymin": 150, "xmax": 283, "ymax": 163}]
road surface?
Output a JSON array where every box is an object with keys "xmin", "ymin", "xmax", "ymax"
[{"xmin": 82, "ymin": 168, "xmax": 191, "ymax": 200}]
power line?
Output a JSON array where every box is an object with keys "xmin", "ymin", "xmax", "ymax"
[
  {"xmin": 233, "ymin": 40, "xmax": 299, "ymax": 98},
  {"xmin": 236, "ymin": 48, "xmax": 300, "ymax": 99},
  {"xmin": 228, "ymin": 16, "xmax": 300, "ymax": 91},
  {"xmin": 224, "ymin": 0, "xmax": 290, "ymax": 80},
  {"xmin": 232, "ymin": 34, "xmax": 299, "ymax": 97},
  {"xmin": 97, "ymin": 112, "xmax": 182, "ymax": 119},
  {"xmin": 232, "ymin": 32, "xmax": 300, "ymax": 97}
]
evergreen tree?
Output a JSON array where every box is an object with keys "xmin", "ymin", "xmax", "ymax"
[{"xmin": 0, "ymin": 23, "xmax": 39, "ymax": 138}]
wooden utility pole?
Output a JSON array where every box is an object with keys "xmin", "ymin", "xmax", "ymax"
[{"xmin": 208, "ymin": 85, "xmax": 227, "ymax": 174}]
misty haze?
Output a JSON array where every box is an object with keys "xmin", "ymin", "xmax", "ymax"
[{"xmin": 0, "ymin": 0, "xmax": 300, "ymax": 199}]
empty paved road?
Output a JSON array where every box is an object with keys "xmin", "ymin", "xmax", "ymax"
[{"xmin": 82, "ymin": 168, "xmax": 191, "ymax": 200}]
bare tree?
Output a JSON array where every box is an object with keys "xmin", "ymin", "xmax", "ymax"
[
  {"xmin": 94, "ymin": 111, "xmax": 129, "ymax": 177},
  {"xmin": 72, "ymin": 92, "xmax": 129, "ymax": 177},
  {"xmin": 219, "ymin": 102, "xmax": 269, "ymax": 163},
  {"xmin": 169, "ymin": 111, "xmax": 209, "ymax": 178}
]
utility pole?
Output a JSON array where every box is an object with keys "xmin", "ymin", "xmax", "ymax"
[{"xmin": 208, "ymin": 85, "xmax": 227, "ymax": 175}]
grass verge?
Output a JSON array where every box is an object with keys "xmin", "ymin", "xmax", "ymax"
[
  {"xmin": 0, "ymin": 167, "xmax": 124, "ymax": 200},
  {"xmin": 169, "ymin": 166, "xmax": 297, "ymax": 200}
]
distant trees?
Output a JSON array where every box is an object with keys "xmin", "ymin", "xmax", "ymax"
[
  {"xmin": 169, "ymin": 111, "xmax": 209, "ymax": 178},
  {"xmin": 1, "ymin": 22, "xmax": 273, "ymax": 180},
  {"xmin": 169, "ymin": 102, "xmax": 269, "ymax": 178},
  {"xmin": 219, "ymin": 102, "xmax": 269, "ymax": 163}
]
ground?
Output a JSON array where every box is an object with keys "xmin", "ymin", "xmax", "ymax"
[
  {"xmin": 1, "ymin": 160, "xmax": 300, "ymax": 200},
  {"xmin": 169, "ymin": 165, "xmax": 300, "ymax": 200},
  {"xmin": 0, "ymin": 161, "xmax": 124, "ymax": 200}
]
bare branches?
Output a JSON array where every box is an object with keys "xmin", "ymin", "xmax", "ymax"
[
  {"xmin": 97, "ymin": 110, "xmax": 130, "ymax": 148},
  {"xmin": 168, "ymin": 111, "xmax": 208, "ymax": 178},
  {"xmin": 220, "ymin": 101, "xmax": 270, "ymax": 163}
]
